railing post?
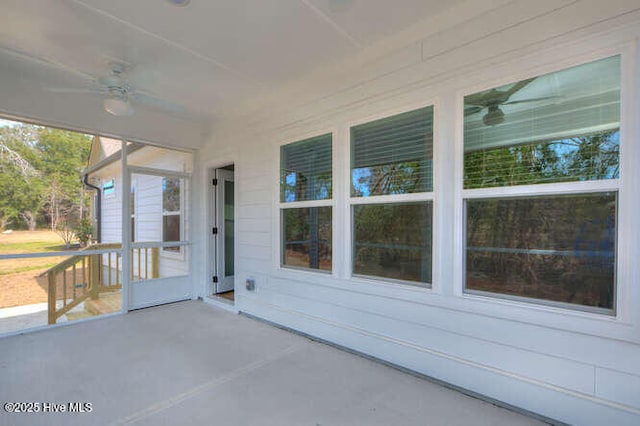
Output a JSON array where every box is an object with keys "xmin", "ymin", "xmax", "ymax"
[
  {"xmin": 89, "ymin": 254, "xmax": 101, "ymax": 300},
  {"xmin": 151, "ymin": 247, "xmax": 159, "ymax": 279},
  {"xmin": 47, "ymin": 272, "xmax": 56, "ymax": 325}
]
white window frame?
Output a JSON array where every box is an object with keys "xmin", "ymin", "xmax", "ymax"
[
  {"xmin": 346, "ymin": 100, "xmax": 439, "ymax": 290},
  {"xmin": 161, "ymin": 176, "xmax": 184, "ymax": 256},
  {"xmin": 451, "ymin": 44, "xmax": 636, "ymax": 336},
  {"xmin": 276, "ymin": 129, "xmax": 336, "ymax": 276}
]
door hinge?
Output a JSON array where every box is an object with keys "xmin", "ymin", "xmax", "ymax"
[
  {"xmin": 212, "ymin": 275, "xmax": 218, "ymax": 283},
  {"xmin": 212, "ymin": 178, "xmax": 218, "ymax": 186},
  {"xmin": 212, "ymin": 227, "xmax": 218, "ymax": 235}
]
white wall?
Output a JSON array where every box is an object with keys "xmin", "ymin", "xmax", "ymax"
[
  {"xmin": 194, "ymin": 2, "xmax": 640, "ymax": 425},
  {"xmin": 98, "ymin": 163, "xmax": 122, "ymax": 245}
]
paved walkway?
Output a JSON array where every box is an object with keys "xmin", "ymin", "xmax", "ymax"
[
  {"xmin": 0, "ymin": 301, "xmax": 88, "ymax": 335},
  {"xmin": 0, "ymin": 301, "xmax": 546, "ymax": 426}
]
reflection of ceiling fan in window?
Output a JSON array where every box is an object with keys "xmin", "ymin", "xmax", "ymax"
[
  {"xmin": 45, "ymin": 62, "xmax": 185, "ymax": 117},
  {"xmin": 464, "ymin": 78, "xmax": 557, "ymax": 126}
]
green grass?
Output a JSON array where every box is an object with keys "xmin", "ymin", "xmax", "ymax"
[
  {"xmin": 0, "ymin": 262, "xmax": 59, "ymax": 276},
  {"xmin": 0, "ymin": 241, "xmax": 66, "ymax": 254},
  {"xmin": 0, "ymin": 232, "xmax": 69, "ymax": 275}
]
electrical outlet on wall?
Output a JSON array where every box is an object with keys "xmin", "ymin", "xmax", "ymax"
[{"xmin": 245, "ymin": 278, "xmax": 256, "ymax": 291}]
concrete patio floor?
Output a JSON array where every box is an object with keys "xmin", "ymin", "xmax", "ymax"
[{"xmin": 0, "ymin": 301, "xmax": 548, "ymax": 426}]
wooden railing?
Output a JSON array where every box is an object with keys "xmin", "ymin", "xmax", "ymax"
[{"xmin": 45, "ymin": 243, "xmax": 159, "ymax": 324}]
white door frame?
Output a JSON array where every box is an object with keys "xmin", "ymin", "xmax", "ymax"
[
  {"xmin": 210, "ymin": 166, "xmax": 235, "ymax": 294},
  {"xmin": 125, "ymin": 165, "xmax": 192, "ymax": 309}
]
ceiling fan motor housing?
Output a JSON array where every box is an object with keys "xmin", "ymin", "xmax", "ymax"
[{"xmin": 483, "ymin": 105, "xmax": 505, "ymax": 126}]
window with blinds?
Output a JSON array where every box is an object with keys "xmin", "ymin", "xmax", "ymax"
[
  {"xmin": 351, "ymin": 107, "xmax": 433, "ymax": 197},
  {"xmin": 280, "ymin": 134, "xmax": 332, "ymax": 202},
  {"xmin": 462, "ymin": 55, "xmax": 621, "ymax": 314},
  {"xmin": 350, "ymin": 106, "xmax": 434, "ymax": 286},
  {"xmin": 464, "ymin": 55, "xmax": 620, "ymax": 189},
  {"xmin": 280, "ymin": 134, "xmax": 333, "ymax": 272}
]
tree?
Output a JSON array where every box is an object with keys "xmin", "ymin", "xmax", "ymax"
[
  {"xmin": 75, "ymin": 218, "xmax": 94, "ymax": 246},
  {"xmin": 0, "ymin": 125, "xmax": 43, "ymax": 230},
  {"xmin": 34, "ymin": 127, "xmax": 92, "ymax": 230},
  {"xmin": 55, "ymin": 221, "xmax": 76, "ymax": 248},
  {"xmin": 0, "ymin": 124, "xmax": 91, "ymax": 231}
]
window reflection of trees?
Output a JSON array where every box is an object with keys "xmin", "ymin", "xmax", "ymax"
[
  {"xmin": 162, "ymin": 178, "xmax": 181, "ymax": 213},
  {"xmin": 352, "ymin": 160, "xmax": 430, "ymax": 197},
  {"xmin": 282, "ymin": 207, "xmax": 331, "ymax": 271},
  {"xmin": 466, "ymin": 193, "xmax": 615, "ymax": 309},
  {"xmin": 354, "ymin": 203, "xmax": 432, "ymax": 283},
  {"xmin": 463, "ymin": 128, "xmax": 619, "ymax": 308},
  {"xmin": 282, "ymin": 169, "xmax": 332, "ymax": 202},
  {"xmin": 464, "ymin": 130, "xmax": 619, "ymax": 189}
]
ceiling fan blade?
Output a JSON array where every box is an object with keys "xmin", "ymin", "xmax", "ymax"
[
  {"xmin": 502, "ymin": 96, "xmax": 560, "ymax": 105},
  {"xmin": 505, "ymin": 77, "xmax": 536, "ymax": 97},
  {"xmin": 133, "ymin": 92, "xmax": 187, "ymax": 114},
  {"xmin": 465, "ymin": 77, "xmax": 539, "ymax": 107},
  {"xmin": 464, "ymin": 106, "xmax": 483, "ymax": 116},
  {"xmin": 44, "ymin": 87, "xmax": 104, "ymax": 94},
  {"xmin": 464, "ymin": 93, "xmax": 491, "ymax": 107}
]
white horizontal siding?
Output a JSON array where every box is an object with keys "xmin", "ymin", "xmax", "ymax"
[
  {"xmin": 236, "ymin": 218, "xmax": 272, "ymax": 233},
  {"xmin": 237, "ymin": 189, "xmax": 273, "ymax": 206},
  {"xmin": 236, "ymin": 204, "xmax": 272, "ymax": 221},
  {"xmin": 237, "ymin": 243, "xmax": 271, "ymax": 261},
  {"xmin": 240, "ymin": 176, "xmax": 275, "ymax": 192},
  {"xmin": 236, "ymin": 231, "xmax": 271, "ymax": 248},
  {"xmin": 264, "ymin": 271, "xmax": 640, "ymax": 376},
  {"xmin": 235, "ymin": 258, "xmax": 272, "ymax": 276},
  {"xmin": 596, "ymin": 368, "xmax": 640, "ymax": 409},
  {"xmin": 257, "ymin": 281, "xmax": 595, "ymax": 394},
  {"xmin": 134, "ymin": 174, "xmax": 162, "ymax": 244},
  {"xmin": 101, "ymin": 179, "xmax": 122, "ymax": 244},
  {"xmin": 194, "ymin": 3, "xmax": 640, "ymax": 424}
]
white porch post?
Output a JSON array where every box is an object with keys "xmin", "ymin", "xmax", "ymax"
[{"xmin": 121, "ymin": 140, "xmax": 131, "ymax": 312}]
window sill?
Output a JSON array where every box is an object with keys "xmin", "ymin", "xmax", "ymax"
[
  {"xmin": 350, "ymin": 274, "xmax": 433, "ymax": 292},
  {"xmin": 279, "ymin": 265, "xmax": 332, "ymax": 275},
  {"xmin": 464, "ymin": 288, "xmax": 614, "ymax": 316}
]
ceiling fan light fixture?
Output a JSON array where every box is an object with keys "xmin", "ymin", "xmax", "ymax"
[{"xmin": 104, "ymin": 96, "xmax": 134, "ymax": 116}]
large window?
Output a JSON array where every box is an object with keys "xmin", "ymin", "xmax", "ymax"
[
  {"xmin": 351, "ymin": 107, "xmax": 434, "ymax": 285},
  {"xmin": 280, "ymin": 134, "xmax": 332, "ymax": 271},
  {"xmin": 463, "ymin": 55, "xmax": 620, "ymax": 313},
  {"xmin": 162, "ymin": 177, "xmax": 181, "ymax": 253}
]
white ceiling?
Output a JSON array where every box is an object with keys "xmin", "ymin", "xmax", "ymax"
[{"xmin": 0, "ymin": 0, "xmax": 466, "ymax": 124}]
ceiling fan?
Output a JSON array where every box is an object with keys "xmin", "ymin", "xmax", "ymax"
[
  {"xmin": 45, "ymin": 62, "xmax": 185, "ymax": 117},
  {"xmin": 464, "ymin": 77, "xmax": 556, "ymax": 126}
]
